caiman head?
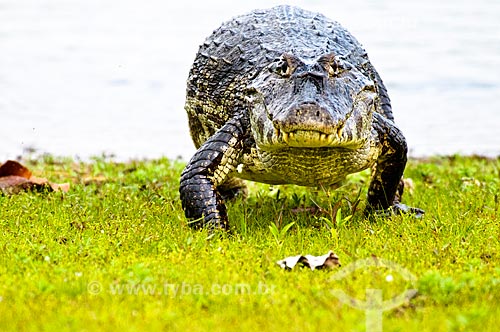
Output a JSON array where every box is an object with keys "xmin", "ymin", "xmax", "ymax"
[{"xmin": 245, "ymin": 52, "xmax": 377, "ymax": 150}]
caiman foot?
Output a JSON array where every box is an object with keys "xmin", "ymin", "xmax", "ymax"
[
  {"xmin": 186, "ymin": 213, "xmax": 230, "ymax": 231},
  {"xmin": 179, "ymin": 113, "xmax": 249, "ymax": 232}
]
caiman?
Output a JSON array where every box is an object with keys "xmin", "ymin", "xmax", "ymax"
[{"xmin": 180, "ymin": 5, "xmax": 424, "ymax": 230}]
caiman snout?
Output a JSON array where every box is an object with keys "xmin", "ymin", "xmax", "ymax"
[
  {"xmin": 273, "ymin": 103, "xmax": 335, "ymax": 131},
  {"xmin": 272, "ymin": 103, "xmax": 343, "ymax": 147}
]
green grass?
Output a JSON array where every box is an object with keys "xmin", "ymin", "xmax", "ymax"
[{"xmin": 0, "ymin": 155, "xmax": 499, "ymax": 331}]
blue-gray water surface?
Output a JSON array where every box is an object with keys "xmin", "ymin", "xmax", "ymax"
[{"xmin": 1, "ymin": 0, "xmax": 499, "ymax": 160}]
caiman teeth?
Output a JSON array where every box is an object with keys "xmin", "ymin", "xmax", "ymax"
[
  {"xmin": 321, "ymin": 133, "xmax": 335, "ymax": 144},
  {"xmin": 283, "ymin": 131, "xmax": 289, "ymax": 143},
  {"xmin": 280, "ymin": 130, "xmax": 336, "ymax": 146}
]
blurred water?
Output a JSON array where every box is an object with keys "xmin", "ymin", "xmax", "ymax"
[{"xmin": 1, "ymin": 0, "xmax": 499, "ymax": 161}]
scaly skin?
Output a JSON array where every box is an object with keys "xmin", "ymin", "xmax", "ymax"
[
  {"xmin": 180, "ymin": 5, "xmax": 423, "ymax": 230},
  {"xmin": 180, "ymin": 114, "xmax": 250, "ymax": 230}
]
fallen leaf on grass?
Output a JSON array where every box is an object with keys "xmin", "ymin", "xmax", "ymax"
[
  {"xmin": 82, "ymin": 175, "xmax": 108, "ymax": 186},
  {"xmin": 277, "ymin": 251, "xmax": 341, "ymax": 270},
  {"xmin": 0, "ymin": 160, "xmax": 70, "ymax": 194},
  {"xmin": 0, "ymin": 160, "xmax": 32, "ymax": 178}
]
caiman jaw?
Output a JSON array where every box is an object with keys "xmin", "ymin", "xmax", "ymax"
[{"xmin": 275, "ymin": 127, "xmax": 344, "ymax": 147}]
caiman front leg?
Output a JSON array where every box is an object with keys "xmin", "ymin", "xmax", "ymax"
[
  {"xmin": 179, "ymin": 114, "xmax": 249, "ymax": 230},
  {"xmin": 367, "ymin": 113, "xmax": 424, "ymax": 217}
]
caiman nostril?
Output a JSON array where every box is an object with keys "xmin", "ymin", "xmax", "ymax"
[{"xmin": 272, "ymin": 103, "xmax": 336, "ymax": 135}]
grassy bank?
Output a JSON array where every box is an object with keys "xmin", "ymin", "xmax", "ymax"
[{"xmin": 0, "ymin": 155, "xmax": 499, "ymax": 331}]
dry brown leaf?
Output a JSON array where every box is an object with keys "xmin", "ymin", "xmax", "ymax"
[
  {"xmin": 277, "ymin": 251, "xmax": 341, "ymax": 270},
  {"xmin": 50, "ymin": 182, "xmax": 70, "ymax": 192},
  {"xmin": 82, "ymin": 175, "xmax": 108, "ymax": 185},
  {"xmin": 0, "ymin": 175, "xmax": 32, "ymax": 194},
  {"xmin": 0, "ymin": 160, "xmax": 32, "ymax": 179},
  {"xmin": 28, "ymin": 175, "xmax": 50, "ymax": 186},
  {"xmin": 0, "ymin": 160, "xmax": 70, "ymax": 194}
]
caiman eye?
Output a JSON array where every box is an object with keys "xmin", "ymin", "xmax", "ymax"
[
  {"xmin": 327, "ymin": 60, "xmax": 345, "ymax": 77},
  {"xmin": 270, "ymin": 56, "xmax": 292, "ymax": 77}
]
